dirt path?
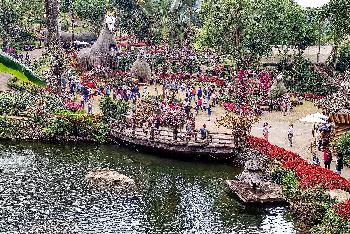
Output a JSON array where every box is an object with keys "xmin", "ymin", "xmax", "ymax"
[{"xmin": 0, "ymin": 73, "xmax": 11, "ymax": 91}]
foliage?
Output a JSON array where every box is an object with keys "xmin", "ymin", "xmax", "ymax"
[
  {"xmin": 0, "ymin": 91, "xmax": 64, "ymax": 116},
  {"xmin": 0, "ymin": 0, "xmax": 44, "ymax": 43},
  {"xmin": 271, "ymin": 166, "xmax": 334, "ymax": 226},
  {"xmin": 248, "ymin": 136, "xmax": 350, "ymax": 191},
  {"xmin": 43, "ymin": 112, "xmax": 108, "ymax": 143},
  {"xmin": 311, "ymin": 209, "xmax": 350, "ymax": 234},
  {"xmin": 162, "ymin": 107, "xmax": 187, "ymax": 129},
  {"xmin": 111, "ymin": 0, "xmax": 151, "ymax": 40},
  {"xmin": 269, "ymin": 80, "xmax": 287, "ymax": 99},
  {"xmin": 335, "ymin": 132, "xmax": 350, "ymax": 167},
  {"xmin": 280, "ymin": 56, "xmax": 333, "ymax": 96},
  {"xmin": 217, "ymin": 113, "xmax": 259, "ymax": 147},
  {"xmin": 0, "ymin": 51, "xmax": 47, "ymax": 87},
  {"xmin": 7, "ymin": 77, "xmax": 26, "ymax": 91},
  {"xmin": 196, "ymin": 0, "xmax": 316, "ymax": 62},
  {"xmin": 73, "ymin": 0, "xmax": 106, "ymax": 27},
  {"xmin": 100, "ymin": 97, "xmax": 129, "ymax": 123},
  {"xmin": 324, "ymin": 0, "xmax": 350, "ymax": 46},
  {"xmin": 271, "ymin": 167, "xmax": 298, "ymax": 197},
  {"xmin": 336, "ymin": 45, "xmax": 350, "ymax": 72}
]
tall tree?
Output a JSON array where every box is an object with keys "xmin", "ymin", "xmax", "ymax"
[
  {"xmin": 45, "ymin": 0, "xmax": 60, "ymax": 51},
  {"xmin": 324, "ymin": 0, "xmax": 350, "ymax": 67},
  {"xmin": 196, "ymin": 0, "xmax": 316, "ymax": 66}
]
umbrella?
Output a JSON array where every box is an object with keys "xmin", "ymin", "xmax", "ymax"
[
  {"xmin": 299, "ymin": 115, "xmax": 327, "ymax": 123},
  {"xmin": 310, "ymin": 113, "xmax": 328, "ymax": 120}
]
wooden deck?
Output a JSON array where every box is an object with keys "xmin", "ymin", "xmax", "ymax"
[{"xmin": 109, "ymin": 124, "xmax": 240, "ymax": 161}]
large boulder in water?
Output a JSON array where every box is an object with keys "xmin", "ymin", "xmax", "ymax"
[{"xmin": 86, "ymin": 168, "xmax": 135, "ymax": 190}]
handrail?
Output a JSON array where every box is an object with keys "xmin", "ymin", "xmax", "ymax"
[{"xmin": 111, "ymin": 123, "xmax": 236, "ymax": 147}]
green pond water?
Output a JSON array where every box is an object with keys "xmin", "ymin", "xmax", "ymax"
[{"xmin": 0, "ymin": 142, "xmax": 298, "ymax": 233}]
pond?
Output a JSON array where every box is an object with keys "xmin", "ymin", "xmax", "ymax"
[{"xmin": 0, "ymin": 142, "xmax": 298, "ymax": 233}]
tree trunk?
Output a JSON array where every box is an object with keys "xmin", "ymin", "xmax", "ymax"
[{"xmin": 45, "ymin": 0, "xmax": 60, "ymax": 51}]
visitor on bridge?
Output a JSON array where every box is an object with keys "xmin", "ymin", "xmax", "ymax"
[{"xmin": 200, "ymin": 124, "xmax": 208, "ymax": 140}]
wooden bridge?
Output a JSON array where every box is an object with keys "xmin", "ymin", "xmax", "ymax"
[{"xmin": 109, "ymin": 123, "xmax": 242, "ymax": 161}]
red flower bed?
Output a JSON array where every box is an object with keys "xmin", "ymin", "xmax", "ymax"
[
  {"xmin": 334, "ymin": 200, "xmax": 350, "ymax": 221},
  {"xmin": 223, "ymin": 102, "xmax": 235, "ymax": 111},
  {"xmin": 247, "ymin": 136, "xmax": 350, "ymax": 191},
  {"xmin": 64, "ymin": 100, "xmax": 81, "ymax": 112}
]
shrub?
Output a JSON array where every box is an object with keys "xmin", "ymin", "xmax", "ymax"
[
  {"xmin": 269, "ymin": 80, "xmax": 287, "ymax": 99},
  {"xmin": 337, "ymin": 45, "xmax": 350, "ymax": 72},
  {"xmin": 0, "ymin": 91, "xmax": 65, "ymax": 116},
  {"xmin": 100, "ymin": 97, "xmax": 129, "ymax": 123},
  {"xmin": 280, "ymin": 56, "xmax": 335, "ymax": 96},
  {"xmin": 335, "ymin": 132, "xmax": 350, "ymax": 167},
  {"xmin": 271, "ymin": 167, "xmax": 333, "ymax": 226},
  {"xmin": 311, "ymin": 209, "xmax": 350, "ymax": 234}
]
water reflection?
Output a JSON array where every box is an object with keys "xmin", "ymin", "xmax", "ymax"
[{"xmin": 0, "ymin": 142, "xmax": 297, "ymax": 233}]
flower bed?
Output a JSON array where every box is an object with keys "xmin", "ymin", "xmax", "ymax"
[
  {"xmin": 248, "ymin": 136, "xmax": 350, "ymax": 222},
  {"xmin": 247, "ymin": 136, "xmax": 350, "ymax": 191},
  {"xmin": 333, "ymin": 200, "xmax": 350, "ymax": 221}
]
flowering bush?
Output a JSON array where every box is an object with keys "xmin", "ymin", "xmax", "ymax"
[{"xmin": 248, "ymin": 136, "xmax": 350, "ymax": 191}]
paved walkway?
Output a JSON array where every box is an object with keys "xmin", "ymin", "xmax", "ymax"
[{"xmin": 250, "ymin": 102, "xmax": 350, "ymax": 180}]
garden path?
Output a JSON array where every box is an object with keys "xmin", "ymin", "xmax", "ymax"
[
  {"xmin": 142, "ymin": 85, "xmax": 350, "ymax": 181},
  {"xmin": 250, "ymin": 102, "xmax": 350, "ymax": 181}
]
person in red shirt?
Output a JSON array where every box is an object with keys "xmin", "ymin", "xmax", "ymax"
[
  {"xmin": 324, "ymin": 148, "xmax": 332, "ymax": 169},
  {"xmin": 197, "ymin": 98, "xmax": 203, "ymax": 110}
]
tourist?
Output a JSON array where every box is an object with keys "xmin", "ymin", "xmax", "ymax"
[
  {"xmin": 200, "ymin": 124, "xmax": 208, "ymax": 140},
  {"xmin": 197, "ymin": 87, "xmax": 203, "ymax": 100},
  {"xmin": 263, "ymin": 122, "xmax": 271, "ymax": 141},
  {"xmin": 336, "ymin": 152, "xmax": 344, "ymax": 175},
  {"xmin": 203, "ymin": 98, "xmax": 208, "ymax": 111},
  {"xmin": 311, "ymin": 153, "xmax": 320, "ymax": 166},
  {"xmin": 288, "ymin": 124, "xmax": 294, "ymax": 147},
  {"xmin": 186, "ymin": 119, "xmax": 196, "ymax": 142},
  {"xmin": 143, "ymin": 86, "xmax": 149, "ymax": 97},
  {"xmin": 211, "ymin": 92, "xmax": 217, "ymax": 106},
  {"xmin": 88, "ymin": 102, "xmax": 93, "ymax": 115},
  {"xmin": 207, "ymin": 105, "xmax": 212, "ymax": 121},
  {"xmin": 197, "ymin": 98, "xmax": 203, "ymax": 111},
  {"xmin": 195, "ymin": 104, "xmax": 199, "ymax": 116},
  {"xmin": 268, "ymin": 99, "xmax": 273, "ymax": 112},
  {"xmin": 323, "ymin": 148, "xmax": 332, "ymax": 169},
  {"xmin": 80, "ymin": 95, "xmax": 84, "ymax": 109}
]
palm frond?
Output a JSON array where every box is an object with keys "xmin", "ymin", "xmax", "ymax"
[{"xmin": 0, "ymin": 51, "xmax": 46, "ymax": 87}]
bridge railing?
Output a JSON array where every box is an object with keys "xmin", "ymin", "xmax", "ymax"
[{"xmin": 109, "ymin": 121, "xmax": 237, "ymax": 148}]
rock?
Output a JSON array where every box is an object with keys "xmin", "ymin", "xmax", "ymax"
[
  {"xmin": 244, "ymin": 158, "xmax": 260, "ymax": 171},
  {"xmin": 86, "ymin": 169, "xmax": 136, "ymax": 190},
  {"xmin": 325, "ymin": 189, "xmax": 350, "ymax": 203},
  {"xmin": 226, "ymin": 158, "xmax": 285, "ymax": 204}
]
